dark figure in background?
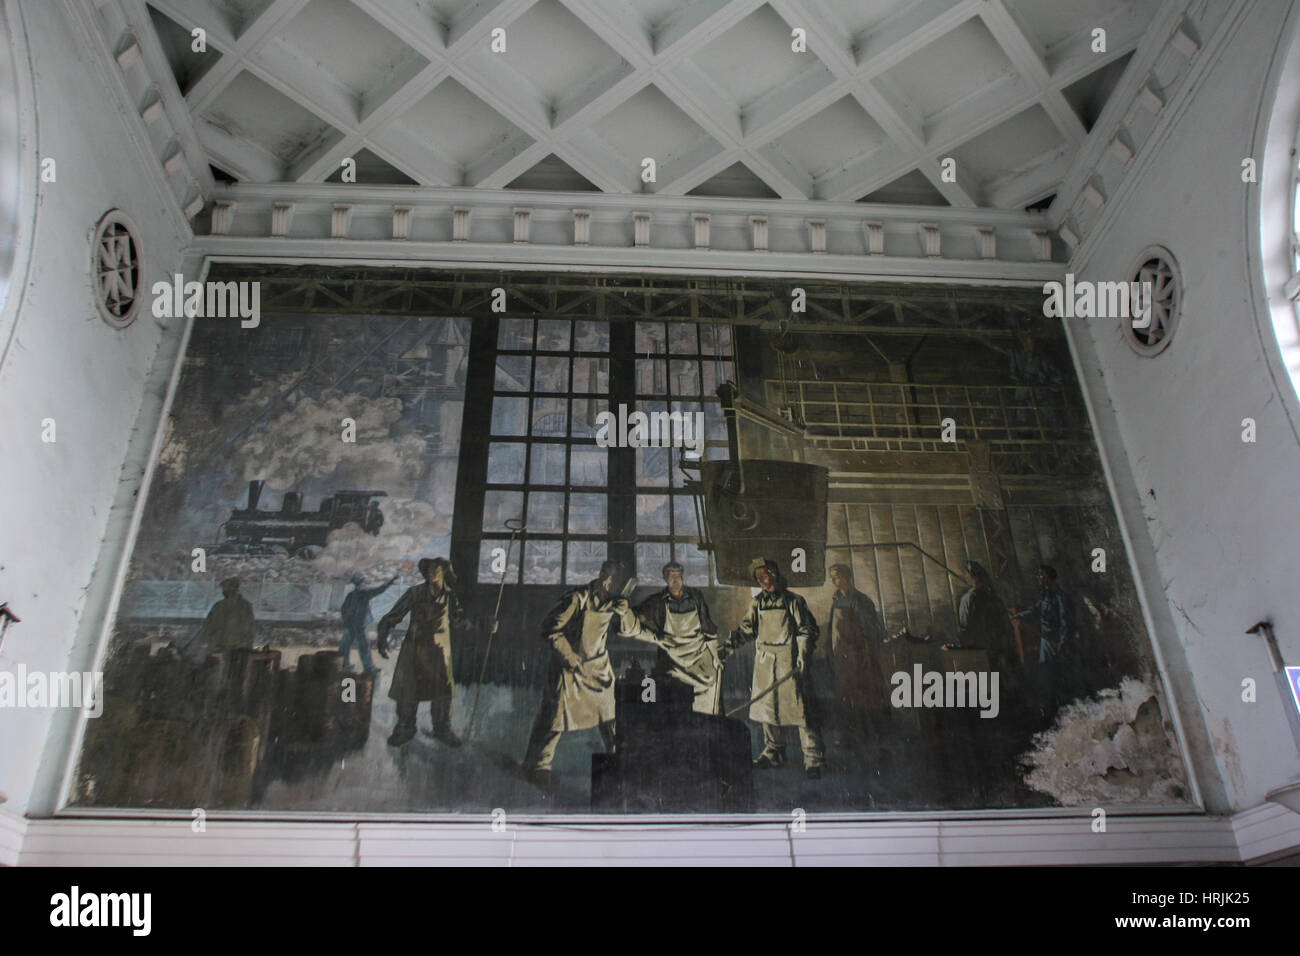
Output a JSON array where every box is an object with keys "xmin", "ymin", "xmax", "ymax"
[
  {"xmin": 957, "ymin": 561, "xmax": 1019, "ymax": 678},
  {"xmin": 1014, "ymin": 565, "xmax": 1076, "ymax": 710},
  {"xmin": 826, "ymin": 564, "xmax": 891, "ymax": 749},
  {"xmin": 377, "ymin": 558, "xmax": 468, "ymax": 748},
  {"xmin": 339, "ymin": 572, "xmax": 398, "ymax": 677},
  {"xmin": 523, "ymin": 559, "xmax": 658, "ymax": 787},
  {"xmin": 635, "ymin": 561, "xmax": 724, "ymax": 715},
  {"xmin": 721, "ymin": 558, "xmax": 826, "ymax": 778},
  {"xmin": 186, "ymin": 577, "xmax": 255, "ymax": 661}
]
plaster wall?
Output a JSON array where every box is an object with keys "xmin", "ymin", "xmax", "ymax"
[
  {"xmin": 0, "ymin": 0, "xmax": 190, "ymax": 843},
  {"xmin": 1069, "ymin": 0, "xmax": 1300, "ymax": 812}
]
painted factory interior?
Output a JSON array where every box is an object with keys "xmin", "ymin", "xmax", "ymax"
[{"xmin": 0, "ymin": 0, "xmax": 1299, "ymax": 865}]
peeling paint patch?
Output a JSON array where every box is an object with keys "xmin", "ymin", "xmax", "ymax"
[{"xmin": 1021, "ymin": 677, "xmax": 1190, "ymax": 805}]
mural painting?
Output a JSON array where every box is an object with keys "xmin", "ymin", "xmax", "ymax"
[{"xmin": 71, "ymin": 271, "xmax": 1192, "ymax": 815}]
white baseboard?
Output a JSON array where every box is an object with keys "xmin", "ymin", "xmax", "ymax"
[
  {"xmin": 1233, "ymin": 802, "xmax": 1300, "ymax": 863},
  {"xmin": 13, "ymin": 810, "xmax": 1271, "ymax": 866},
  {"xmin": 0, "ymin": 811, "xmax": 28, "ymax": 867}
]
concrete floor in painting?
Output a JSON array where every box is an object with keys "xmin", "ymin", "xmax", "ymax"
[{"xmin": 253, "ymin": 647, "xmax": 1055, "ymax": 815}]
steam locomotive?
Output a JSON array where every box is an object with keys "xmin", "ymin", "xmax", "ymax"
[{"xmin": 216, "ymin": 480, "xmax": 387, "ymax": 557}]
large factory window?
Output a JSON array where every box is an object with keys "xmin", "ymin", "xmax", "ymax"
[
  {"xmin": 479, "ymin": 317, "xmax": 613, "ymax": 585},
  {"xmin": 633, "ymin": 321, "xmax": 732, "ymax": 585},
  {"xmin": 473, "ymin": 314, "xmax": 734, "ymax": 587}
]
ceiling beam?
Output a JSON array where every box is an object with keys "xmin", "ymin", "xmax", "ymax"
[
  {"xmin": 563, "ymin": 0, "xmax": 808, "ymax": 199},
  {"xmin": 811, "ymin": 3, "xmax": 1153, "ymax": 204},
  {"xmin": 180, "ymin": 0, "xmax": 312, "ymax": 114},
  {"xmin": 651, "ymin": 0, "xmax": 766, "ymax": 61},
  {"xmin": 194, "ymin": 117, "xmax": 284, "ymax": 181},
  {"xmin": 978, "ymin": 0, "xmax": 1087, "ymax": 146},
  {"xmin": 769, "ymin": 0, "xmax": 978, "ymax": 205},
  {"xmin": 983, "ymin": 146, "xmax": 1074, "ymax": 209},
  {"xmin": 126, "ymin": 0, "xmax": 1165, "ymax": 219},
  {"xmin": 291, "ymin": 60, "xmax": 453, "ymax": 182}
]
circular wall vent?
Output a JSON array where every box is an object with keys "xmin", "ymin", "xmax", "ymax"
[
  {"xmin": 92, "ymin": 209, "xmax": 143, "ymax": 329},
  {"xmin": 1125, "ymin": 245, "xmax": 1181, "ymax": 356}
]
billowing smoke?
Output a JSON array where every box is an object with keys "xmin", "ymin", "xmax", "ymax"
[
  {"xmin": 309, "ymin": 498, "xmax": 451, "ymax": 578},
  {"xmin": 229, "ymin": 390, "xmax": 428, "ymax": 494}
]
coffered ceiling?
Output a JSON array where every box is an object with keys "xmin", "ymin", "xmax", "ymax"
[{"xmin": 135, "ymin": 0, "xmax": 1156, "ymax": 209}]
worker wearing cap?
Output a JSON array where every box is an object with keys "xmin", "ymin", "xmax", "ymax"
[
  {"xmin": 339, "ymin": 572, "xmax": 398, "ymax": 676},
  {"xmin": 720, "ymin": 558, "xmax": 826, "ymax": 778},
  {"xmin": 522, "ymin": 558, "xmax": 659, "ymax": 786}
]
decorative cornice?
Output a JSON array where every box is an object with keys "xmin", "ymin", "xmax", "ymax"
[
  {"xmin": 190, "ymin": 184, "xmax": 1065, "ymax": 282},
  {"xmin": 1051, "ymin": 0, "xmax": 1252, "ymax": 265},
  {"xmin": 74, "ymin": 0, "xmax": 212, "ymax": 231}
]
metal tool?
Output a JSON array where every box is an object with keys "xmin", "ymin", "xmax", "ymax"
[
  {"xmin": 725, "ymin": 667, "xmax": 801, "ymax": 718},
  {"xmin": 463, "ymin": 517, "xmax": 525, "ymax": 742}
]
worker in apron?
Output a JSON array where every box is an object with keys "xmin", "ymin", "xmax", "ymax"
[
  {"xmin": 721, "ymin": 557, "xmax": 827, "ymax": 778},
  {"xmin": 523, "ymin": 559, "xmax": 658, "ymax": 787},
  {"xmin": 634, "ymin": 561, "xmax": 724, "ymax": 715}
]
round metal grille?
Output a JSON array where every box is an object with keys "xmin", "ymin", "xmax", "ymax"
[
  {"xmin": 92, "ymin": 209, "xmax": 143, "ymax": 329},
  {"xmin": 1125, "ymin": 246, "xmax": 1181, "ymax": 356}
]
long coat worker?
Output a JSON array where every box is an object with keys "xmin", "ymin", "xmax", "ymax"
[{"xmin": 377, "ymin": 558, "xmax": 468, "ymax": 747}]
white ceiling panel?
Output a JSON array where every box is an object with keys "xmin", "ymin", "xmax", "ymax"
[{"xmin": 136, "ymin": 0, "xmax": 1161, "ymax": 206}]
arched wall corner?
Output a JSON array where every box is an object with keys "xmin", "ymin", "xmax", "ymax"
[
  {"xmin": 0, "ymin": 0, "xmax": 39, "ymax": 372},
  {"xmin": 1248, "ymin": 0, "xmax": 1300, "ymax": 448}
]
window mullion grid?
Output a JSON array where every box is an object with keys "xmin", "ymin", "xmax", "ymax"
[{"xmin": 564, "ymin": 321, "xmax": 575, "ymax": 579}]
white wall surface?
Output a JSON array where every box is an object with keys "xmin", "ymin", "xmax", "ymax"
[
  {"xmin": 0, "ymin": 0, "xmax": 190, "ymax": 835},
  {"xmin": 1070, "ymin": 0, "xmax": 1300, "ymax": 813}
]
